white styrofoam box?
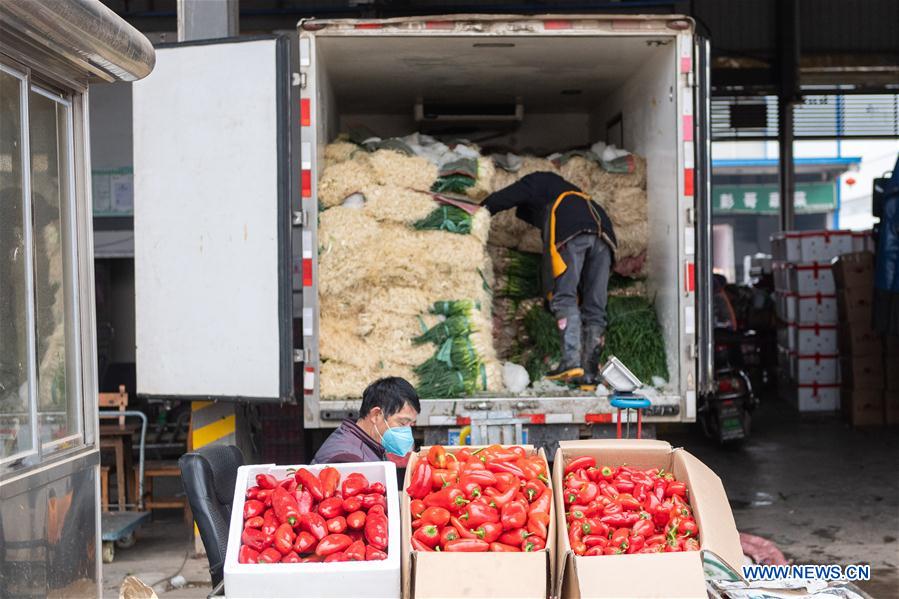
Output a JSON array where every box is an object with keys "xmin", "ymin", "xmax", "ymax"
[
  {"xmin": 851, "ymin": 231, "xmax": 874, "ymax": 253},
  {"xmin": 787, "ymin": 262, "xmax": 836, "ymax": 295},
  {"xmin": 793, "ymin": 383, "xmax": 840, "ymax": 412},
  {"xmin": 776, "ymin": 292, "xmax": 838, "ymax": 324},
  {"xmin": 224, "ymin": 462, "xmax": 401, "ymax": 599},
  {"xmin": 771, "ymin": 230, "xmax": 854, "ymax": 263},
  {"xmin": 773, "ymin": 262, "xmax": 790, "ymax": 292},
  {"xmin": 793, "ymin": 353, "xmax": 840, "ymax": 385},
  {"xmin": 793, "ymin": 323, "xmax": 839, "ymax": 354}
]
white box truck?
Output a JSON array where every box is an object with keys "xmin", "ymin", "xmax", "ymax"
[{"xmin": 133, "ymin": 14, "xmax": 714, "ymax": 446}]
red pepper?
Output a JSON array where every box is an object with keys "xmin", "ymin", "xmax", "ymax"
[
  {"xmin": 646, "ymin": 533, "xmax": 666, "ymax": 547},
  {"xmin": 281, "ymin": 477, "xmax": 298, "ymax": 493},
  {"xmin": 346, "ymin": 510, "xmax": 366, "ymax": 530},
  {"xmin": 450, "ymin": 516, "xmax": 477, "ymax": 539},
  {"xmin": 324, "ymin": 552, "xmax": 350, "ymax": 563},
  {"xmin": 299, "ymin": 513, "xmax": 328, "ymax": 541},
  {"xmin": 341, "ymin": 472, "xmax": 369, "ymax": 498},
  {"xmin": 499, "ymin": 528, "xmax": 530, "ymax": 546},
  {"xmin": 256, "ymin": 473, "xmax": 279, "ymax": 490},
  {"xmin": 296, "ymin": 490, "xmax": 314, "ymax": 515},
  {"xmin": 632, "ymin": 519, "xmax": 655, "ymax": 539},
  {"xmin": 626, "ymin": 535, "xmax": 645, "ymax": 554},
  {"xmin": 617, "ymin": 493, "xmax": 642, "ymax": 511},
  {"xmin": 238, "ymin": 545, "xmax": 260, "ymax": 564},
  {"xmin": 413, "ymin": 524, "xmax": 441, "ymax": 548},
  {"xmin": 461, "ymin": 501, "xmax": 499, "ymax": 527},
  {"xmin": 315, "ymin": 533, "xmax": 352, "ymax": 557},
  {"xmin": 439, "ymin": 526, "xmax": 459, "ymax": 547},
  {"xmin": 530, "ymin": 488, "xmax": 552, "ymax": 516},
  {"xmin": 347, "ymin": 529, "xmax": 364, "ymax": 543},
  {"xmin": 565, "ymin": 456, "xmax": 596, "ymax": 475},
  {"xmin": 425, "ymin": 486, "xmax": 469, "ymax": 512},
  {"xmin": 666, "ymin": 481, "xmax": 687, "ymax": 498},
  {"xmin": 678, "ymin": 518, "xmax": 699, "ymax": 538},
  {"xmin": 244, "ymin": 516, "xmax": 264, "ymax": 529},
  {"xmin": 459, "ymin": 479, "xmax": 482, "ymax": 500},
  {"xmin": 411, "ymin": 537, "xmax": 434, "ymax": 552},
  {"xmin": 411, "ymin": 518, "xmax": 423, "ymax": 530},
  {"xmin": 318, "ymin": 497, "xmax": 344, "ymax": 520},
  {"xmin": 486, "ymin": 542, "xmax": 518, "ymax": 552},
  {"xmin": 601, "ymin": 512, "xmax": 639, "ymax": 528},
  {"xmin": 485, "ymin": 460, "xmax": 525, "ymax": 479},
  {"xmin": 444, "ymin": 539, "xmax": 489, "ymax": 552},
  {"xmin": 665, "ymin": 538, "xmax": 683, "ymax": 552},
  {"xmin": 484, "ymin": 485, "xmax": 517, "ymax": 510},
  {"xmin": 345, "ymin": 539, "xmax": 366, "ymax": 561},
  {"xmin": 318, "ymin": 467, "xmax": 340, "ymax": 499},
  {"xmin": 243, "ymin": 499, "xmax": 265, "ymax": 520},
  {"xmin": 257, "ymin": 547, "xmax": 282, "ymax": 563},
  {"xmin": 600, "ymin": 482, "xmax": 619, "ymax": 499},
  {"xmin": 683, "ymin": 537, "xmax": 700, "ymax": 551},
  {"xmin": 409, "ymin": 499, "xmax": 426, "ymax": 519},
  {"xmin": 461, "ymin": 469, "xmax": 496, "ymax": 487},
  {"xmin": 272, "ymin": 486, "xmax": 301, "ymax": 527},
  {"xmin": 431, "ymin": 468, "xmax": 456, "ymax": 490},
  {"xmin": 611, "ymin": 527, "xmax": 630, "ymax": 550},
  {"xmin": 524, "ymin": 480, "xmax": 545, "ymax": 503},
  {"xmin": 262, "ymin": 509, "xmax": 278, "ymax": 536},
  {"xmin": 428, "ymin": 445, "xmax": 448, "ymax": 469},
  {"xmin": 500, "ymin": 501, "xmax": 528, "ymax": 531},
  {"xmin": 368, "ymin": 482, "xmax": 386, "ymax": 496},
  {"xmin": 522, "ymin": 536, "xmax": 546, "ymax": 552},
  {"xmin": 406, "ymin": 461, "xmax": 433, "ymax": 499},
  {"xmin": 246, "ymin": 486, "xmax": 260, "ymax": 500},
  {"xmin": 614, "ymin": 479, "xmax": 635, "ymax": 493},
  {"xmin": 576, "ymin": 481, "xmax": 599, "ymax": 505},
  {"xmin": 327, "ymin": 516, "xmax": 347, "ymax": 534},
  {"xmin": 281, "ymin": 551, "xmax": 301, "ymax": 563},
  {"xmin": 583, "ymin": 534, "xmax": 609, "ymax": 548},
  {"xmin": 273, "ymin": 523, "xmax": 296, "ymax": 555},
  {"xmin": 294, "ymin": 468, "xmax": 324, "ymax": 502},
  {"xmin": 474, "ymin": 521, "xmax": 503, "ymax": 543},
  {"xmin": 421, "ymin": 507, "xmax": 451, "ymax": 527},
  {"xmin": 366, "ymin": 546, "xmax": 388, "ymax": 561},
  {"xmin": 361, "ymin": 493, "xmax": 387, "ymax": 511},
  {"xmin": 241, "ymin": 527, "xmax": 272, "ymax": 552},
  {"xmin": 365, "ymin": 510, "xmax": 389, "ymax": 550},
  {"xmin": 527, "ymin": 511, "xmax": 550, "ymax": 540},
  {"xmin": 293, "ymin": 531, "xmax": 316, "ymax": 554},
  {"xmin": 256, "ymin": 489, "xmax": 273, "ymax": 507},
  {"xmin": 369, "ymin": 504, "xmax": 386, "ymax": 516}
]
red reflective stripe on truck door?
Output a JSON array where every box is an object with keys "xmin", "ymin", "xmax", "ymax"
[
  {"xmin": 544, "ymin": 20, "xmax": 573, "ymax": 30},
  {"xmin": 301, "ymin": 170, "xmax": 312, "ymax": 198},
  {"xmin": 685, "ymin": 262, "xmax": 695, "ymax": 292},
  {"xmin": 456, "ymin": 417, "xmax": 471, "ymax": 426},
  {"xmin": 684, "ymin": 168, "xmax": 694, "ymax": 197},
  {"xmin": 300, "ymin": 99, "xmax": 311, "ymax": 127},
  {"xmin": 585, "ymin": 413, "xmax": 612, "ymax": 424},
  {"xmin": 519, "ymin": 414, "xmax": 545, "ymax": 424},
  {"xmin": 683, "ymin": 115, "xmax": 694, "ymax": 141},
  {"xmin": 303, "ymin": 258, "xmax": 313, "ymax": 287}
]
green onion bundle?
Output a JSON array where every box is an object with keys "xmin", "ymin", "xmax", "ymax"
[
  {"xmin": 497, "ymin": 250, "xmax": 542, "ymax": 299},
  {"xmin": 430, "ymin": 299, "xmax": 479, "ymax": 317},
  {"xmin": 413, "ymin": 205, "xmax": 473, "ymax": 235},
  {"xmin": 431, "ymin": 174, "xmax": 475, "ymax": 194},
  {"xmin": 413, "ymin": 314, "xmax": 474, "ymax": 345},
  {"xmin": 599, "ymin": 296, "xmax": 669, "ymax": 384}
]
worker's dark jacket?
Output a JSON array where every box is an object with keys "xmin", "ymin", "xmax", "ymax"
[
  {"xmin": 312, "ymin": 419, "xmax": 385, "ymax": 464},
  {"xmin": 484, "ymin": 171, "xmax": 617, "ymax": 297}
]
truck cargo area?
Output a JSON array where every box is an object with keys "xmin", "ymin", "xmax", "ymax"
[{"xmin": 308, "ymin": 24, "xmax": 692, "ymax": 423}]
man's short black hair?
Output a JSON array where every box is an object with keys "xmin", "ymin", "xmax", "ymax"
[{"xmin": 359, "ymin": 377, "xmax": 421, "ymax": 418}]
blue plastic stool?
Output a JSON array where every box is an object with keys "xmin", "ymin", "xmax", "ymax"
[{"xmin": 610, "ymin": 395, "xmax": 651, "ymax": 439}]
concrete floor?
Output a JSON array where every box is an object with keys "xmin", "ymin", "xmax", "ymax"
[{"xmin": 103, "ymin": 396, "xmax": 898, "ymax": 598}]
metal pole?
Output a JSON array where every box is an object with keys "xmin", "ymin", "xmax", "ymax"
[
  {"xmin": 177, "ymin": 0, "xmax": 239, "ymax": 42},
  {"xmin": 777, "ymin": 0, "xmax": 800, "ymax": 232},
  {"xmin": 779, "ymin": 99, "xmax": 796, "ymax": 231}
]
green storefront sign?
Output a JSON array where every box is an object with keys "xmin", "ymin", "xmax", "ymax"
[{"xmin": 712, "ymin": 182, "xmax": 836, "ymax": 215}]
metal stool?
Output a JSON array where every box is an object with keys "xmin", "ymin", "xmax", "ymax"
[{"xmin": 610, "ymin": 395, "xmax": 651, "ymax": 439}]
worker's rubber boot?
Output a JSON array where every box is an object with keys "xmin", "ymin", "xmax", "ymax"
[
  {"xmin": 578, "ymin": 325, "xmax": 605, "ymax": 391},
  {"xmin": 546, "ymin": 314, "xmax": 585, "ymax": 381}
]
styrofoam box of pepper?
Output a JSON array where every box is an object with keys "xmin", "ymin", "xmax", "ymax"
[
  {"xmin": 224, "ymin": 462, "xmax": 400, "ymax": 599},
  {"xmin": 402, "ymin": 445, "xmax": 556, "ymax": 599},
  {"xmin": 552, "ymin": 440, "xmax": 744, "ymax": 599}
]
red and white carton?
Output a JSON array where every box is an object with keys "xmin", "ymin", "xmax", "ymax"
[
  {"xmin": 224, "ymin": 462, "xmax": 401, "ymax": 599},
  {"xmin": 794, "ymin": 383, "xmax": 840, "ymax": 412},
  {"xmin": 793, "ymin": 352, "xmax": 840, "ymax": 385},
  {"xmin": 792, "ymin": 323, "xmax": 839, "ymax": 354},
  {"xmin": 851, "ymin": 230, "xmax": 875, "ymax": 253},
  {"xmin": 787, "ymin": 262, "xmax": 836, "ymax": 295},
  {"xmin": 771, "ymin": 230, "xmax": 854, "ymax": 262},
  {"xmin": 775, "ymin": 292, "xmax": 838, "ymax": 324}
]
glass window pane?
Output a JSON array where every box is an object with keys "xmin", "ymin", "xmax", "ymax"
[
  {"xmin": 29, "ymin": 89, "xmax": 80, "ymax": 448},
  {"xmin": 0, "ymin": 70, "xmax": 34, "ymax": 460}
]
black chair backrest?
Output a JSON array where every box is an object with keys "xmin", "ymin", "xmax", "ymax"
[{"xmin": 179, "ymin": 445, "xmax": 244, "ymax": 588}]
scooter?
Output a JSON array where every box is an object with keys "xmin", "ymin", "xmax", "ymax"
[{"xmin": 699, "ymin": 329, "xmax": 758, "ymax": 443}]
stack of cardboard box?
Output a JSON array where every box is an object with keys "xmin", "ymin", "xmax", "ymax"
[
  {"xmin": 833, "ymin": 252, "xmax": 883, "ymax": 427},
  {"xmin": 771, "ymin": 231, "xmax": 853, "ymax": 411},
  {"xmin": 885, "ymin": 335, "xmax": 899, "ymax": 425}
]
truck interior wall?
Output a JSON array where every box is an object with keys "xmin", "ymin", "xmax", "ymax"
[{"xmin": 590, "ymin": 41, "xmax": 681, "ymax": 389}]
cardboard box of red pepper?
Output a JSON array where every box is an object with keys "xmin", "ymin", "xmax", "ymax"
[
  {"xmin": 224, "ymin": 462, "xmax": 400, "ymax": 598},
  {"xmin": 553, "ymin": 440, "xmax": 743, "ymax": 599},
  {"xmin": 401, "ymin": 445, "xmax": 555, "ymax": 599}
]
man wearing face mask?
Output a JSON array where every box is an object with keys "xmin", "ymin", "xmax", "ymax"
[{"xmin": 312, "ymin": 377, "xmax": 420, "ymax": 464}]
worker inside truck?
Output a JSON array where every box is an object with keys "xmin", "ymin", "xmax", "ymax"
[
  {"xmin": 484, "ymin": 172, "xmax": 617, "ymax": 387},
  {"xmin": 312, "ymin": 377, "xmax": 420, "ymax": 464}
]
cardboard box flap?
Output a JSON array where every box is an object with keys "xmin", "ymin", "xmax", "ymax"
[
  {"xmin": 674, "ymin": 450, "xmax": 744, "ymax": 569},
  {"xmin": 558, "ymin": 439, "xmax": 673, "ymax": 470},
  {"xmin": 414, "ymin": 552, "xmax": 549, "ymax": 598},
  {"xmin": 570, "ymin": 552, "xmax": 707, "ymax": 599}
]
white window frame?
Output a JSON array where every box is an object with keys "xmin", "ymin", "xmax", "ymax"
[{"xmin": 0, "ymin": 58, "xmax": 86, "ymax": 472}]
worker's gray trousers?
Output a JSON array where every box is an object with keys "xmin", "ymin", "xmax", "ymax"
[{"xmin": 548, "ymin": 233, "xmax": 612, "ymax": 332}]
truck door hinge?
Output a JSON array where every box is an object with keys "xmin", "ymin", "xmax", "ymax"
[
  {"xmin": 686, "ymin": 72, "xmax": 696, "ymax": 88},
  {"xmin": 292, "ymin": 72, "xmax": 307, "ymax": 89},
  {"xmin": 293, "ymin": 210, "xmax": 307, "ymax": 227},
  {"xmin": 686, "ymin": 207, "xmax": 695, "ymax": 226},
  {"xmin": 294, "ymin": 348, "xmax": 312, "ymax": 364}
]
